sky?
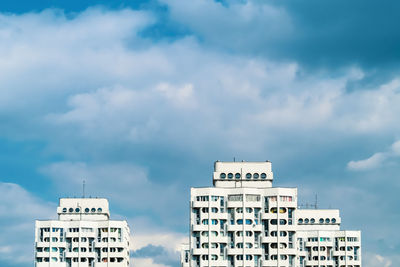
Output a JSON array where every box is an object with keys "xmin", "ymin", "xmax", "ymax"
[{"xmin": 0, "ymin": 0, "xmax": 400, "ymax": 266}]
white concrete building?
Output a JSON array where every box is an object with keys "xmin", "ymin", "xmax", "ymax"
[
  {"xmin": 35, "ymin": 198, "xmax": 130, "ymax": 267},
  {"xmin": 181, "ymin": 161, "xmax": 361, "ymax": 267}
]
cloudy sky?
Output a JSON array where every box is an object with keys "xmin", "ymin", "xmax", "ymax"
[{"xmin": 0, "ymin": 0, "xmax": 399, "ymax": 266}]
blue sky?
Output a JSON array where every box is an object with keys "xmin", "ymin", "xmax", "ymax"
[{"xmin": 0, "ymin": 0, "xmax": 400, "ymax": 266}]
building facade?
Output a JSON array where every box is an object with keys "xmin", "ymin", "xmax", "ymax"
[
  {"xmin": 35, "ymin": 198, "xmax": 130, "ymax": 267},
  {"xmin": 181, "ymin": 161, "xmax": 361, "ymax": 267}
]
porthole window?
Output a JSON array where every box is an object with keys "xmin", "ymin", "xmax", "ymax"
[
  {"xmin": 91, "ymin": 208, "xmax": 96, "ymax": 213},
  {"xmin": 228, "ymin": 173, "xmax": 233, "ymax": 179},
  {"xmin": 319, "ymin": 218, "xmax": 324, "ymax": 223},
  {"xmin": 235, "ymin": 173, "xmax": 241, "ymax": 179},
  {"xmin": 332, "ymin": 218, "xmax": 337, "ymax": 223},
  {"xmin": 298, "ymin": 218, "xmax": 303, "ymax": 224},
  {"xmin": 69, "ymin": 208, "xmax": 73, "ymax": 212},
  {"xmin": 97, "ymin": 208, "xmax": 102, "ymax": 213},
  {"xmin": 325, "ymin": 218, "xmax": 330, "ymax": 223},
  {"xmin": 75, "ymin": 208, "xmax": 80, "ymax": 212},
  {"xmin": 310, "ymin": 218, "xmax": 315, "ymax": 224},
  {"xmin": 304, "ymin": 218, "xmax": 309, "ymax": 224},
  {"xmin": 62, "ymin": 208, "xmax": 67, "ymax": 213},
  {"xmin": 220, "ymin": 173, "xmax": 226, "ymax": 179},
  {"xmin": 261, "ymin": 173, "xmax": 267, "ymax": 179},
  {"xmin": 246, "ymin": 173, "xmax": 252, "ymax": 179},
  {"xmin": 253, "ymin": 173, "xmax": 259, "ymax": 179},
  {"xmin": 85, "ymin": 208, "xmax": 89, "ymax": 213}
]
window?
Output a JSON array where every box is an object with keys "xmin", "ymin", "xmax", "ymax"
[
  {"xmin": 236, "ymin": 255, "xmax": 243, "ymax": 260},
  {"xmin": 202, "ymin": 219, "xmax": 209, "ymax": 225},
  {"xmin": 269, "ymin": 196, "xmax": 277, "ymax": 202},
  {"xmin": 270, "ymin": 208, "xmax": 277, "ymax": 213},
  {"xmin": 97, "ymin": 208, "xmax": 102, "ymax": 213},
  {"xmin": 211, "ymin": 255, "xmax": 218, "ymax": 260},
  {"xmin": 261, "ymin": 173, "xmax": 267, "ymax": 179},
  {"xmin": 270, "ymin": 231, "xmax": 277, "ymax": 237},
  {"xmin": 228, "ymin": 173, "xmax": 233, "ymax": 179},
  {"xmin": 237, "ymin": 219, "xmax": 243, "ymax": 225},
  {"xmin": 235, "ymin": 173, "xmax": 241, "ymax": 179},
  {"xmin": 75, "ymin": 208, "xmax": 80, "ymax": 212},
  {"xmin": 236, "ymin": 243, "xmax": 243, "ymax": 248},
  {"xmin": 253, "ymin": 173, "xmax": 259, "ymax": 179},
  {"xmin": 325, "ymin": 218, "xmax": 330, "ymax": 223},
  {"xmin": 202, "ymin": 207, "xmax": 209, "ymax": 213},
  {"xmin": 236, "ymin": 208, "xmax": 243, "ymax": 213},
  {"xmin": 211, "ymin": 231, "xmax": 218, "ymax": 236},
  {"xmin": 62, "ymin": 208, "xmax": 67, "ymax": 213},
  {"xmin": 196, "ymin": 196, "xmax": 208, "ymax": 201},
  {"xmin": 246, "ymin": 243, "xmax": 253, "ymax": 248},
  {"xmin": 246, "ymin": 173, "xmax": 252, "ymax": 179},
  {"xmin": 245, "ymin": 219, "xmax": 252, "ymax": 225},
  {"xmin": 246, "ymin": 207, "xmax": 253, "ymax": 213},
  {"xmin": 91, "ymin": 208, "xmax": 96, "ymax": 212},
  {"xmin": 228, "ymin": 194, "xmax": 243, "ymax": 201},
  {"xmin": 220, "ymin": 173, "xmax": 226, "ymax": 179},
  {"xmin": 332, "ymin": 218, "xmax": 337, "ymax": 223},
  {"xmin": 319, "ymin": 218, "xmax": 324, "ymax": 223},
  {"xmin": 305, "ymin": 218, "xmax": 309, "ymax": 224},
  {"xmin": 298, "ymin": 218, "xmax": 303, "ymax": 224},
  {"xmin": 246, "ymin": 194, "xmax": 260, "ymax": 201},
  {"xmin": 211, "ymin": 207, "xmax": 218, "ymax": 213},
  {"xmin": 310, "ymin": 218, "xmax": 315, "ymax": 223},
  {"xmin": 211, "ymin": 196, "xmax": 219, "ymax": 201},
  {"xmin": 280, "ymin": 231, "xmax": 287, "ymax": 237},
  {"xmin": 85, "ymin": 208, "xmax": 89, "ymax": 213},
  {"xmin": 69, "ymin": 208, "xmax": 73, "ymax": 212},
  {"xmin": 245, "ymin": 231, "xmax": 253, "ymax": 236},
  {"xmin": 246, "ymin": 255, "xmax": 253, "ymax": 260},
  {"xmin": 280, "ymin": 196, "xmax": 293, "ymax": 202},
  {"xmin": 211, "ymin": 219, "xmax": 218, "ymax": 225}
]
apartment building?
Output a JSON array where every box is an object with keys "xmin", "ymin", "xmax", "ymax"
[
  {"xmin": 181, "ymin": 161, "xmax": 361, "ymax": 267},
  {"xmin": 34, "ymin": 198, "xmax": 130, "ymax": 267}
]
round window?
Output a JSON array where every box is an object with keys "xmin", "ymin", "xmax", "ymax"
[
  {"xmin": 69, "ymin": 208, "xmax": 73, "ymax": 212},
  {"xmin": 253, "ymin": 173, "xmax": 259, "ymax": 179},
  {"xmin": 91, "ymin": 208, "xmax": 96, "ymax": 212},
  {"xmin": 261, "ymin": 173, "xmax": 267, "ymax": 179},
  {"xmin": 228, "ymin": 173, "xmax": 233, "ymax": 179},
  {"xmin": 310, "ymin": 218, "xmax": 315, "ymax": 223},
  {"xmin": 75, "ymin": 208, "xmax": 80, "ymax": 212},
  {"xmin": 298, "ymin": 218, "xmax": 303, "ymax": 224},
  {"xmin": 62, "ymin": 208, "xmax": 67, "ymax": 213},
  {"xmin": 304, "ymin": 218, "xmax": 309, "ymax": 224},
  {"xmin": 235, "ymin": 173, "xmax": 241, "ymax": 179},
  {"xmin": 220, "ymin": 173, "xmax": 226, "ymax": 179},
  {"xmin": 319, "ymin": 218, "xmax": 324, "ymax": 223},
  {"xmin": 246, "ymin": 173, "xmax": 252, "ymax": 179},
  {"xmin": 325, "ymin": 218, "xmax": 330, "ymax": 223},
  {"xmin": 97, "ymin": 208, "xmax": 102, "ymax": 213},
  {"xmin": 331, "ymin": 218, "xmax": 336, "ymax": 223},
  {"xmin": 85, "ymin": 208, "xmax": 89, "ymax": 213}
]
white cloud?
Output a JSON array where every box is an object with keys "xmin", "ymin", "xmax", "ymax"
[
  {"xmin": 0, "ymin": 183, "xmax": 55, "ymax": 263},
  {"xmin": 347, "ymin": 140, "xmax": 400, "ymax": 171},
  {"xmin": 39, "ymin": 162, "xmax": 183, "ymax": 223},
  {"xmin": 132, "ymin": 258, "xmax": 170, "ymax": 267},
  {"xmin": 363, "ymin": 252, "xmax": 396, "ymax": 267}
]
